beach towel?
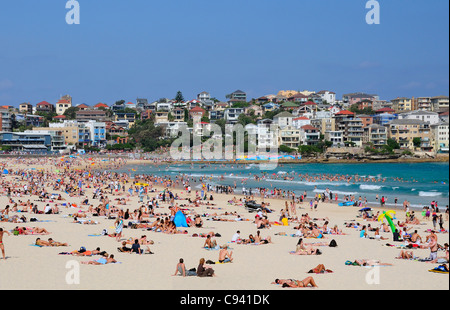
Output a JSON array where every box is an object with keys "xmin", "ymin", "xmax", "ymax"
[{"xmin": 428, "ymin": 266, "xmax": 449, "ymax": 274}]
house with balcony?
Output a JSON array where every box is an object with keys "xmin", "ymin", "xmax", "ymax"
[
  {"xmin": 365, "ymin": 124, "xmax": 387, "ymax": 148},
  {"xmin": 19, "ymin": 103, "xmax": 33, "ymax": 114},
  {"xmin": 273, "ymin": 111, "xmax": 294, "ymax": 129},
  {"xmin": 85, "ymin": 121, "xmax": 106, "ymax": 147},
  {"xmin": 398, "ymin": 110, "xmax": 440, "ymax": 125},
  {"xmin": 342, "ymin": 93, "xmax": 378, "ymax": 106},
  {"xmin": 293, "ymin": 116, "xmax": 311, "ymax": 129},
  {"xmin": 0, "ymin": 111, "xmax": 12, "ymax": 132},
  {"xmin": 197, "ymin": 91, "xmax": 211, "ymax": 103},
  {"xmin": 316, "ymin": 90, "xmax": 336, "ymax": 105},
  {"xmin": 431, "ymin": 96, "xmax": 449, "ymax": 112},
  {"xmin": 388, "ymin": 119, "xmax": 434, "ymax": 151},
  {"xmin": 278, "ymin": 126, "xmax": 301, "ymax": 149},
  {"xmin": 373, "ymin": 112, "xmax": 398, "ymax": 126},
  {"xmin": 224, "ymin": 108, "xmax": 244, "ymax": 124},
  {"xmin": 226, "ymin": 90, "xmax": 247, "ymax": 104},
  {"xmin": 114, "ymin": 112, "xmax": 137, "ymax": 127},
  {"xmin": 0, "ymin": 131, "xmax": 53, "ymax": 153},
  {"xmin": 36, "ymin": 101, "xmax": 55, "ymax": 114},
  {"xmin": 430, "ymin": 122, "xmax": 448, "ymax": 154},
  {"xmin": 414, "ymin": 97, "xmax": 432, "ymax": 111},
  {"xmin": 337, "ymin": 118, "xmax": 364, "ymax": 147},
  {"xmin": 209, "ymin": 110, "xmax": 224, "ymax": 121},
  {"xmin": 300, "ymin": 125, "xmax": 320, "ymax": 146},
  {"xmin": 15, "ymin": 114, "xmax": 44, "ymax": 128},
  {"xmin": 256, "ymin": 119, "xmax": 278, "ymax": 150},
  {"xmin": 391, "ymin": 97, "xmax": 413, "ymax": 113},
  {"xmin": 75, "ymin": 110, "xmax": 108, "ymax": 122},
  {"xmin": 325, "ymin": 131, "xmax": 344, "ymax": 147},
  {"xmin": 55, "ymin": 97, "xmax": 72, "ymax": 115},
  {"xmin": 310, "ymin": 117, "xmax": 335, "ymax": 135}
]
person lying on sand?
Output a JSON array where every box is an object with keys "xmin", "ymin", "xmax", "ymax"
[
  {"xmin": 350, "ymin": 259, "xmax": 393, "ymax": 266},
  {"xmin": 272, "ymin": 277, "xmax": 318, "ymax": 288},
  {"xmin": 81, "ymin": 253, "xmax": 117, "ymax": 265},
  {"xmin": 308, "ymin": 264, "xmax": 333, "ymax": 274},
  {"xmin": 14, "ymin": 226, "xmax": 50, "ymax": 235},
  {"xmin": 35, "ymin": 237, "xmax": 68, "ymax": 247}
]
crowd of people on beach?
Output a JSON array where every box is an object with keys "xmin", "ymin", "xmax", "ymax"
[{"xmin": 0, "ymin": 156, "xmax": 448, "ymax": 289}]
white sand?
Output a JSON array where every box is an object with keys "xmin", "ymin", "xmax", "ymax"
[{"xmin": 0, "ymin": 157, "xmax": 448, "ymax": 290}]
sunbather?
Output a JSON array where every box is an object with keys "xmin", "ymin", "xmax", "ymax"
[{"xmin": 272, "ymin": 276, "xmax": 318, "ymax": 288}]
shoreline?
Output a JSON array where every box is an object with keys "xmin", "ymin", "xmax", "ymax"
[{"xmin": 122, "ymin": 155, "xmax": 449, "ymax": 166}]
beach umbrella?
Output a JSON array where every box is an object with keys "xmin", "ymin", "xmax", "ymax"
[
  {"xmin": 378, "ymin": 210, "xmax": 396, "ymax": 232},
  {"xmin": 2, "ymin": 169, "xmax": 8, "ymax": 174}
]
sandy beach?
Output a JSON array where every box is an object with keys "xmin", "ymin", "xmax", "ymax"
[{"xmin": 0, "ymin": 156, "xmax": 448, "ymax": 291}]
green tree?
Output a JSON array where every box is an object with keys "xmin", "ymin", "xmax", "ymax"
[
  {"xmin": 413, "ymin": 137, "xmax": 422, "ymax": 148},
  {"xmin": 386, "ymin": 138, "xmax": 400, "ymax": 150},
  {"xmin": 175, "ymin": 91, "xmax": 184, "ymax": 103},
  {"xmin": 63, "ymin": 106, "xmax": 80, "ymax": 119},
  {"xmin": 279, "ymin": 145, "xmax": 295, "ymax": 154}
]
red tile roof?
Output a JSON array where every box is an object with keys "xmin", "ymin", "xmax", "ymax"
[
  {"xmin": 301, "ymin": 125, "xmax": 318, "ymax": 131},
  {"xmin": 190, "ymin": 106, "xmax": 206, "ymax": 112},
  {"xmin": 335, "ymin": 110, "xmax": 354, "ymax": 115},
  {"xmin": 95, "ymin": 103, "xmax": 108, "ymax": 108},
  {"xmin": 37, "ymin": 101, "xmax": 52, "ymax": 106}
]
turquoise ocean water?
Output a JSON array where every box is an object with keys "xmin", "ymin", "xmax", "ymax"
[{"xmin": 114, "ymin": 162, "xmax": 449, "ymax": 210}]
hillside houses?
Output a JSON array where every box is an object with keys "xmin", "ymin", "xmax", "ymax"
[{"xmin": 0, "ymin": 91, "xmax": 448, "ymax": 155}]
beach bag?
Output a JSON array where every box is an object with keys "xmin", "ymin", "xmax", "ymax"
[
  {"xmin": 329, "ymin": 239, "xmax": 337, "ymax": 247},
  {"xmin": 187, "ymin": 268, "xmax": 197, "ymax": 276}
]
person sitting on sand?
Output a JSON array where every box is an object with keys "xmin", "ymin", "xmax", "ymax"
[
  {"xmin": 218, "ymin": 245, "xmax": 233, "ymax": 263},
  {"xmin": 242, "ymin": 234, "xmax": 256, "ymax": 244},
  {"xmin": 272, "ymin": 277, "xmax": 318, "ymax": 288},
  {"xmin": 374, "ymin": 228, "xmax": 389, "ymax": 240},
  {"xmin": 396, "ymin": 250, "xmax": 417, "ymax": 260},
  {"xmin": 172, "ymin": 258, "xmax": 196, "ymax": 276},
  {"xmin": 129, "ymin": 238, "xmax": 153, "ymax": 254},
  {"xmin": 254, "ymin": 230, "xmax": 272, "ymax": 244},
  {"xmin": 203, "ymin": 235, "xmax": 217, "ymax": 249},
  {"xmin": 193, "ymin": 215, "xmax": 203, "ymax": 228},
  {"xmin": 291, "ymin": 238, "xmax": 321, "ymax": 255},
  {"xmin": 197, "ymin": 258, "xmax": 215, "ymax": 277}
]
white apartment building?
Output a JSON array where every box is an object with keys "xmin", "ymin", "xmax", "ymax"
[{"xmin": 398, "ymin": 110, "xmax": 440, "ymax": 125}]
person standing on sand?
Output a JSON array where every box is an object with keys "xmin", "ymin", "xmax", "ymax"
[
  {"xmin": 0, "ymin": 228, "xmax": 11, "ymax": 260},
  {"xmin": 115, "ymin": 218, "xmax": 124, "ymax": 242}
]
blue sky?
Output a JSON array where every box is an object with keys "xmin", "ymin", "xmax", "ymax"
[{"xmin": 0, "ymin": 0, "xmax": 448, "ymax": 106}]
